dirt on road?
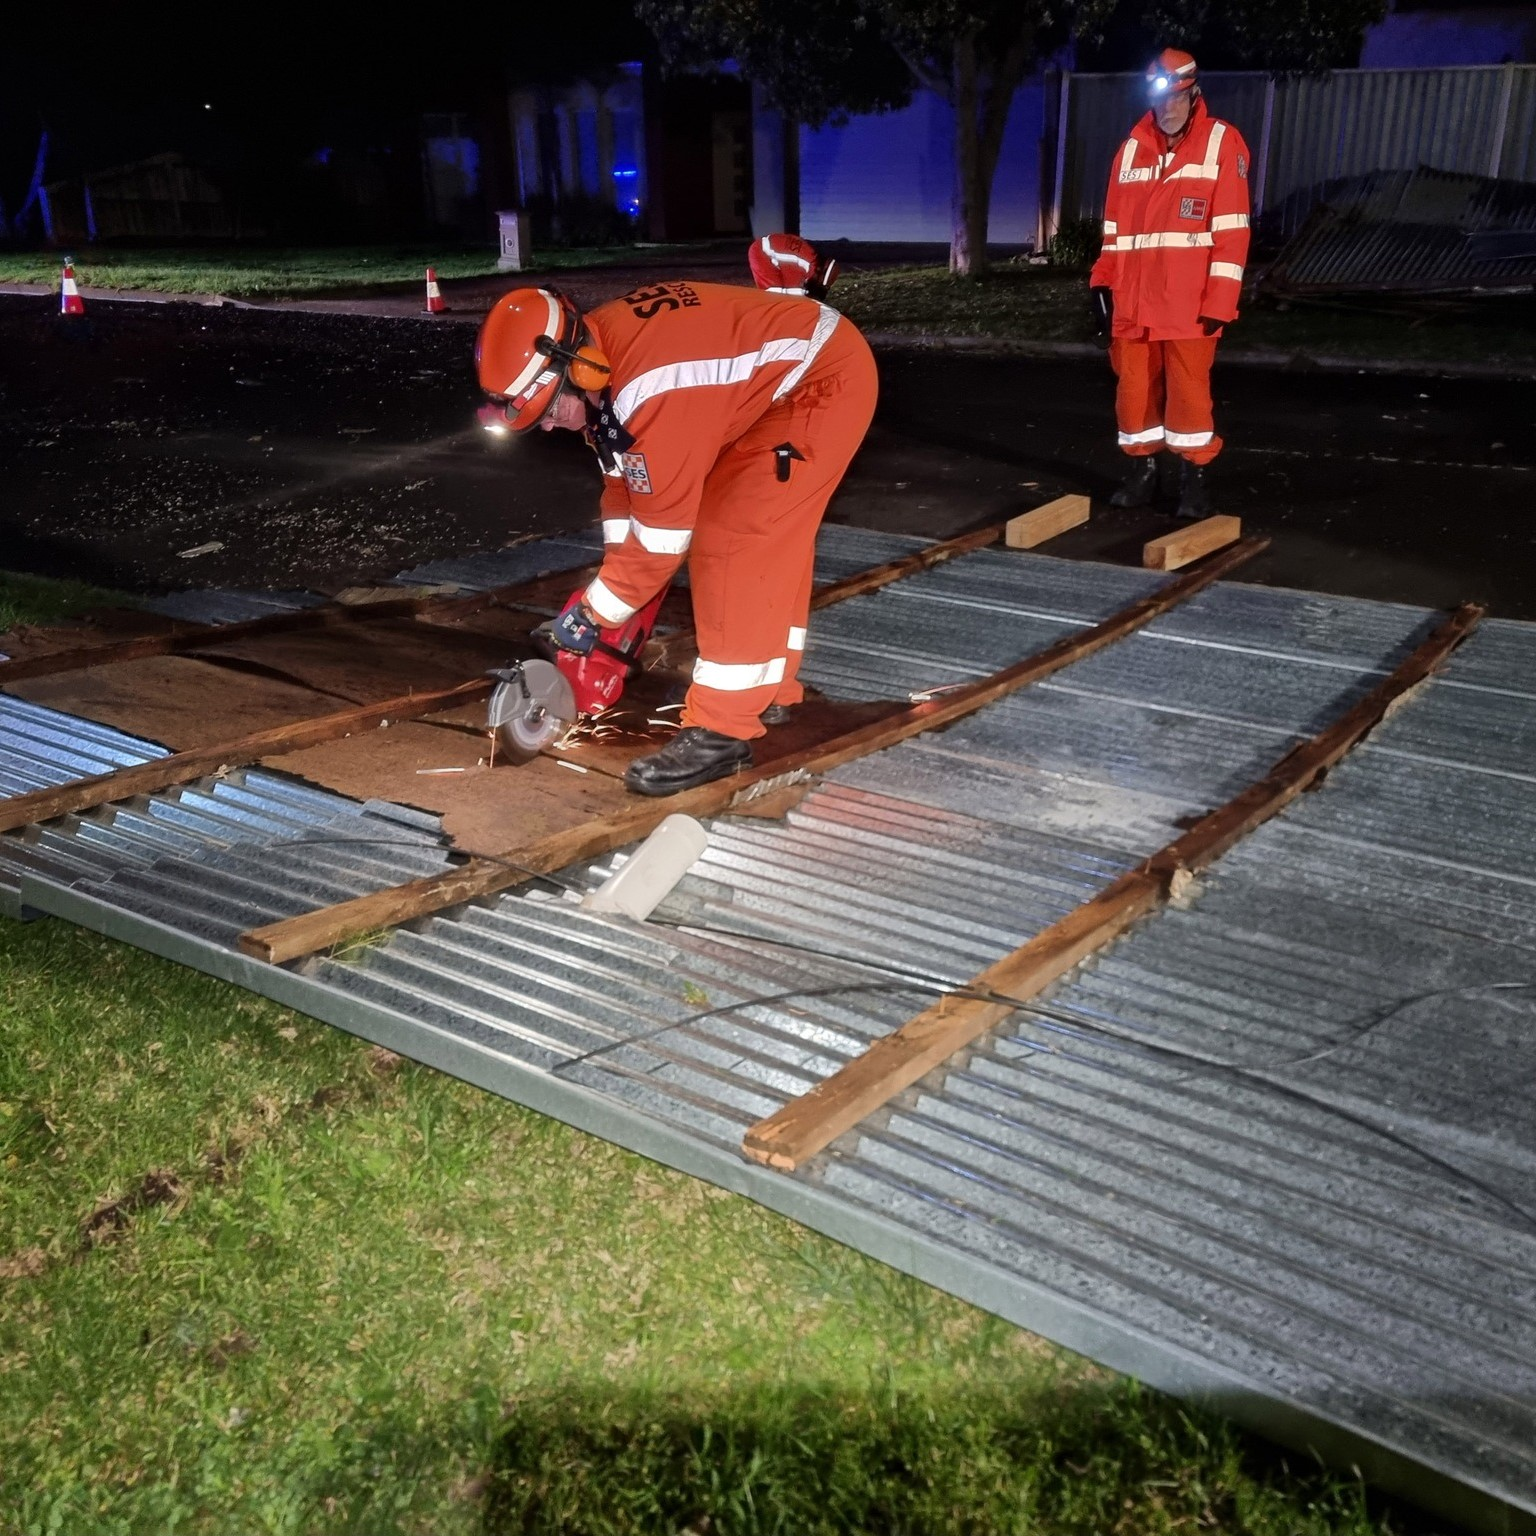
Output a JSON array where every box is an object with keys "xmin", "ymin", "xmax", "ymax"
[{"xmin": 2, "ymin": 292, "xmax": 1532, "ymax": 618}]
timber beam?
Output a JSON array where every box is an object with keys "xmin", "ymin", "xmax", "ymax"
[
  {"xmin": 238, "ymin": 536, "xmax": 1268, "ymax": 966},
  {"xmin": 740, "ymin": 601, "xmax": 1485, "ymax": 1172}
]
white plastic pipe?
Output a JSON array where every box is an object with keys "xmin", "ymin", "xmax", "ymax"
[{"xmin": 581, "ymin": 814, "xmax": 709, "ymax": 922}]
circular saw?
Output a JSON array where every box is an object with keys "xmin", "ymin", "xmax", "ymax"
[{"xmin": 486, "ymin": 659, "xmax": 578, "ymax": 763}]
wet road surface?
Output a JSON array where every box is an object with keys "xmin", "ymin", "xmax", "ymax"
[{"xmin": 2, "ymin": 295, "xmax": 1532, "ymax": 617}]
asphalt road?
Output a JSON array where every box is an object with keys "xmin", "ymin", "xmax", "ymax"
[{"xmin": 2, "ymin": 295, "xmax": 1532, "ymax": 617}]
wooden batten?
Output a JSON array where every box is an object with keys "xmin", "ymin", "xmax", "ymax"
[
  {"xmin": 1143, "ymin": 515, "xmax": 1242, "ymax": 571},
  {"xmin": 739, "ymin": 599, "xmax": 1484, "ymax": 1173},
  {"xmin": 1004, "ymin": 495, "xmax": 1091, "ymax": 550}
]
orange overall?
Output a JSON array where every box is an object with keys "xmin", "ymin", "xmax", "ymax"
[
  {"xmin": 583, "ymin": 282, "xmax": 879, "ymax": 740},
  {"xmin": 1089, "ymin": 96, "xmax": 1252, "ymax": 465}
]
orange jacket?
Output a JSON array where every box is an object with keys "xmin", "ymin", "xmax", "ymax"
[
  {"xmin": 1088, "ymin": 96, "xmax": 1252, "ymax": 340},
  {"xmin": 578, "ymin": 281, "xmax": 847, "ymax": 626}
]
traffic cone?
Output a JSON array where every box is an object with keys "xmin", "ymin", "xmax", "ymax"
[
  {"xmin": 59, "ymin": 261, "xmax": 86, "ymax": 317},
  {"xmin": 423, "ymin": 267, "xmax": 447, "ymax": 315}
]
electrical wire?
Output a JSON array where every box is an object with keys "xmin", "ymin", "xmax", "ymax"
[{"xmin": 263, "ymin": 832, "xmax": 1536, "ymax": 1231}]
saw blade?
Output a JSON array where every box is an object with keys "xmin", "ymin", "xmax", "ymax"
[{"xmin": 487, "ymin": 659, "xmax": 578, "ymax": 764}]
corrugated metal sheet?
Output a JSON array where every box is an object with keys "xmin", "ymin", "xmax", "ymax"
[
  {"xmin": 1058, "ymin": 65, "xmax": 1536, "ymax": 241},
  {"xmin": 7, "ymin": 541, "xmax": 1536, "ymax": 1531}
]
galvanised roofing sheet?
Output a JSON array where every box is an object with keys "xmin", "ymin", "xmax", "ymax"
[{"xmin": 6, "ymin": 532, "xmax": 1536, "ymax": 1531}]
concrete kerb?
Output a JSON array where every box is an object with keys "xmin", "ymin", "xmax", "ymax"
[{"xmin": 5, "ymin": 283, "xmax": 1535, "ymax": 380}]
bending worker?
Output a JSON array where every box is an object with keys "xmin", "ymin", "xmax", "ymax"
[
  {"xmin": 1090, "ymin": 48, "xmax": 1251, "ymax": 519},
  {"xmin": 476, "ymin": 280, "xmax": 878, "ymax": 797}
]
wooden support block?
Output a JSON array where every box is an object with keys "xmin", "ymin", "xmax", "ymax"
[
  {"xmin": 1005, "ymin": 495, "xmax": 1091, "ymax": 550},
  {"xmin": 1142, "ymin": 515, "xmax": 1242, "ymax": 571}
]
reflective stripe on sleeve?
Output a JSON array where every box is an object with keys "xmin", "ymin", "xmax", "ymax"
[
  {"xmin": 601, "ymin": 518, "xmax": 629, "ymax": 545},
  {"xmin": 628, "ymin": 518, "xmax": 692, "ymax": 555},
  {"xmin": 1118, "ymin": 426, "xmax": 1166, "ymax": 446},
  {"xmin": 772, "ymin": 304, "xmax": 840, "ymax": 401},
  {"xmin": 1102, "ymin": 219, "xmax": 1118, "ymax": 235},
  {"xmin": 693, "ymin": 656, "xmax": 787, "ymax": 691},
  {"xmin": 1211, "ymin": 213, "xmax": 1249, "ymax": 231},
  {"xmin": 787, "ymin": 626, "xmax": 807, "ymax": 651},
  {"xmin": 1209, "ymin": 261, "xmax": 1245, "ymax": 282},
  {"xmin": 585, "ymin": 576, "xmax": 637, "ymax": 625},
  {"xmin": 1111, "ymin": 232, "xmax": 1215, "ymax": 251},
  {"xmin": 1165, "ymin": 428, "xmax": 1213, "ymax": 449}
]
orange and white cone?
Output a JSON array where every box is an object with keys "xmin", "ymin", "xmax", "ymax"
[
  {"xmin": 59, "ymin": 262, "xmax": 86, "ymax": 317},
  {"xmin": 423, "ymin": 267, "xmax": 447, "ymax": 315}
]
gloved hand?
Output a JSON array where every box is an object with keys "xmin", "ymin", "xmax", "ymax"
[
  {"xmin": 1199, "ymin": 315, "xmax": 1224, "ymax": 336},
  {"xmin": 537, "ymin": 596, "xmax": 600, "ymax": 656},
  {"xmin": 1089, "ymin": 286, "xmax": 1114, "ymax": 348}
]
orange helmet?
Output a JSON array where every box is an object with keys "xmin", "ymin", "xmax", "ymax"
[
  {"xmin": 475, "ymin": 287, "xmax": 610, "ymax": 432},
  {"xmin": 1146, "ymin": 48, "xmax": 1198, "ymax": 97}
]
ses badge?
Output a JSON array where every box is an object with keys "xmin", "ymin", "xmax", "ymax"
[
  {"xmin": 1178, "ymin": 196, "xmax": 1209, "ymax": 220},
  {"xmin": 619, "ymin": 452, "xmax": 653, "ymax": 495}
]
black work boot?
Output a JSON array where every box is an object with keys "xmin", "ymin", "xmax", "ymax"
[
  {"xmin": 761, "ymin": 702, "xmax": 795, "ymax": 727},
  {"xmin": 625, "ymin": 727, "xmax": 752, "ymax": 797},
  {"xmin": 1176, "ymin": 459, "xmax": 1213, "ymax": 521},
  {"xmin": 1109, "ymin": 455, "xmax": 1160, "ymax": 508}
]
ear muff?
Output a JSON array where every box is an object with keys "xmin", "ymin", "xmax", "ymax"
[{"xmin": 567, "ymin": 347, "xmax": 611, "ymax": 392}]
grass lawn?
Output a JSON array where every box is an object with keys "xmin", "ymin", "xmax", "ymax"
[
  {"xmin": 836, "ymin": 262, "xmax": 1536, "ymax": 371},
  {"xmin": 0, "ymin": 245, "xmax": 644, "ymax": 300},
  {"xmin": 1, "ymin": 577, "xmax": 1410, "ymax": 1534}
]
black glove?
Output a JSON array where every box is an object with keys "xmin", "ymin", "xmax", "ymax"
[
  {"xmin": 1198, "ymin": 315, "xmax": 1224, "ymax": 336},
  {"xmin": 1090, "ymin": 286, "xmax": 1114, "ymax": 346},
  {"xmin": 536, "ymin": 595, "xmax": 600, "ymax": 656}
]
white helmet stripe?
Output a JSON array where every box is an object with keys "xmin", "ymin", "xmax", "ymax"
[{"xmin": 501, "ymin": 290, "xmax": 562, "ymax": 399}]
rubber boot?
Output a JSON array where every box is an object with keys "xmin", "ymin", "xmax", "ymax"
[
  {"xmin": 1176, "ymin": 459, "xmax": 1213, "ymax": 521},
  {"xmin": 1109, "ymin": 455, "xmax": 1160, "ymax": 509},
  {"xmin": 761, "ymin": 703, "xmax": 795, "ymax": 727},
  {"xmin": 625, "ymin": 726, "xmax": 752, "ymax": 797}
]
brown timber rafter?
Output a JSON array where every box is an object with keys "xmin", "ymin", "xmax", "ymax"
[
  {"xmin": 740, "ymin": 600, "xmax": 1485, "ymax": 1173},
  {"xmin": 237, "ymin": 536, "xmax": 1269, "ymax": 966}
]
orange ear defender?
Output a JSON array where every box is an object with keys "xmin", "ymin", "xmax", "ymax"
[{"xmin": 568, "ymin": 347, "xmax": 612, "ymax": 391}]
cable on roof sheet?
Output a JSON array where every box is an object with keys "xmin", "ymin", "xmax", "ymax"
[{"xmin": 254, "ymin": 834, "xmax": 1536, "ymax": 1231}]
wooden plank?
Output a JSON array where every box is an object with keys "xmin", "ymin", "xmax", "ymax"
[
  {"xmin": 1142, "ymin": 515, "xmax": 1241, "ymax": 572},
  {"xmin": 238, "ymin": 536, "xmax": 1267, "ymax": 966},
  {"xmin": 0, "ymin": 678, "xmax": 494, "ymax": 834},
  {"xmin": 0, "ymin": 565, "xmax": 595, "ymax": 687},
  {"xmin": 1004, "ymin": 495, "xmax": 1090, "ymax": 550},
  {"xmin": 742, "ymin": 870, "xmax": 1166, "ymax": 1170},
  {"xmin": 738, "ymin": 599, "xmax": 1484, "ymax": 1172}
]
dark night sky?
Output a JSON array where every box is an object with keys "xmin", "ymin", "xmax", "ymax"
[{"xmin": 0, "ymin": 2, "xmax": 651, "ymax": 203}]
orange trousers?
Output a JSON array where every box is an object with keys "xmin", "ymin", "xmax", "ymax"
[
  {"xmin": 1110, "ymin": 335, "xmax": 1222, "ymax": 465},
  {"xmin": 682, "ymin": 322, "xmax": 879, "ymax": 740}
]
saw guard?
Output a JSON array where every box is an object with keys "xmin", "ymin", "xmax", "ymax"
[{"xmin": 487, "ymin": 660, "xmax": 577, "ymax": 763}]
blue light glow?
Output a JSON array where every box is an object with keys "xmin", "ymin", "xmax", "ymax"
[{"xmin": 612, "ymin": 164, "xmax": 639, "ymax": 180}]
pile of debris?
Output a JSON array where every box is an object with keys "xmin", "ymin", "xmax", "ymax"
[{"xmin": 1264, "ymin": 165, "xmax": 1536, "ymax": 298}]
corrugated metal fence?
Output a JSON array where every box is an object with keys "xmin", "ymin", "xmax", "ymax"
[{"xmin": 1052, "ymin": 64, "xmax": 1536, "ymax": 239}]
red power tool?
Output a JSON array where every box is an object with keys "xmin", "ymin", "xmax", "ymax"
[{"xmin": 486, "ymin": 585, "xmax": 670, "ymax": 763}]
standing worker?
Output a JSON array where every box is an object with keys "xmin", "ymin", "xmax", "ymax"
[
  {"xmin": 1089, "ymin": 48, "xmax": 1251, "ymax": 519},
  {"xmin": 475, "ymin": 281, "xmax": 878, "ymax": 796}
]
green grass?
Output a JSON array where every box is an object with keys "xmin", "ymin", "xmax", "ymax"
[
  {"xmin": 836, "ymin": 262, "xmax": 1536, "ymax": 369},
  {"xmin": 0, "ymin": 575, "xmax": 1415, "ymax": 1535},
  {"xmin": 0, "ymin": 245, "xmax": 649, "ymax": 299},
  {"xmin": 0, "ymin": 572, "xmax": 137, "ymax": 635}
]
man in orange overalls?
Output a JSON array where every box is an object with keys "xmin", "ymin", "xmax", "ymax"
[
  {"xmin": 1089, "ymin": 48, "xmax": 1252, "ymax": 519},
  {"xmin": 475, "ymin": 281, "xmax": 879, "ymax": 796}
]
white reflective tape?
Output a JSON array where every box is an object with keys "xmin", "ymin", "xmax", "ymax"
[
  {"xmin": 1118, "ymin": 426, "xmax": 1166, "ymax": 445},
  {"xmin": 1163, "ymin": 163, "xmax": 1216, "ymax": 182},
  {"xmin": 764, "ymin": 286, "xmax": 807, "ymax": 295},
  {"xmin": 1117, "ymin": 140, "xmax": 1140, "ymax": 183},
  {"xmin": 1112, "ymin": 232, "xmax": 1214, "ymax": 250},
  {"xmin": 501, "ymin": 290, "xmax": 561, "ymax": 399},
  {"xmin": 1165, "ymin": 428, "xmax": 1213, "ymax": 448},
  {"xmin": 762, "ymin": 236, "xmax": 812, "ymax": 272},
  {"xmin": 585, "ymin": 576, "xmax": 637, "ymax": 625},
  {"xmin": 1102, "ymin": 219, "xmax": 1118, "ymax": 235},
  {"xmin": 692, "ymin": 656, "xmax": 787, "ymax": 692},
  {"xmin": 787, "ymin": 626, "xmax": 807, "ymax": 651},
  {"xmin": 628, "ymin": 517, "xmax": 692, "ymax": 555},
  {"xmin": 601, "ymin": 518, "xmax": 629, "ymax": 544},
  {"xmin": 1209, "ymin": 262, "xmax": 1245, "ymax": 281},
  {"xmin": 615, "ymin": 331, "xmax": 821, "ymax": 424},
  {"xmin": 1211, "ymin": 213, "xmax": 1249, "ymax": 231},
  {"xmin": 772, "ymin": 303, "xmax": 840, "ymax": 401}
]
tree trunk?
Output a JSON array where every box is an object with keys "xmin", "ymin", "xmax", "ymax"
[{"xmin": 949, "ymin": 33, "xmax": 986, "ymax": 275}]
